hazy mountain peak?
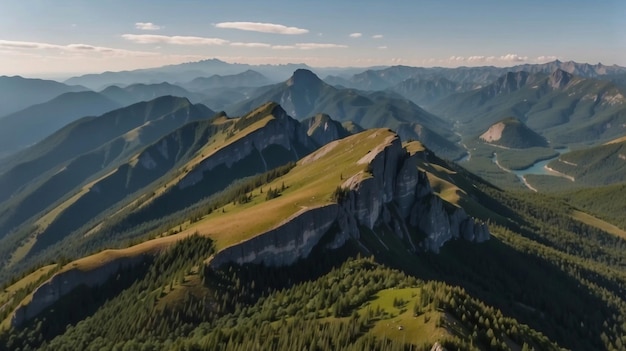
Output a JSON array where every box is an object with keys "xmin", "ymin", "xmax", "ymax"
[{"xmin": 286, "ymin": 69, "xmax": 322, "ymax": 87}]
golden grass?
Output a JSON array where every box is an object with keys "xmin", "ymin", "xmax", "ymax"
[
  {"xmin": 0, "ymin": 264, "xmax": 58, "ymax": 329},
  {"xmin": 571, "ymin": 210, "xmax": 626, "ymax": 239},
  {"xmin": 0, "ymin": 265, "xmax": 57, "ymax": 306},
  {"xmin": 180, "ymin": 128, "xmax": 396, "ymax": 250},
  {"xmin": 604, "ymin": 135, "xmax": 626, "ymax": 145}
]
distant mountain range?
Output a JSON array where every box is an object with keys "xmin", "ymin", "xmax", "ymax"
[
  {"xmin": 227, "ymin": 69, "xmax": 464, "ymax": 159},
  {"xmin": 180, "ymin": 70, "xmax": 272, "ymax": 92},
  {"xmin": 0, "ymin": 91, "xmax": 120, "ymax": 156},
  {"xmin": 0, "ymin": 76, "xmax": 87, "ymax": 117},
  {"xmin": 0, "ymin": 82, "xmax": 212, "ymax": 158},
  {"xmin": 325, "ymin": 60, "xmax": 626, "ymax": 91},
  {"xmin": 64, "ymin": 59, "xmax": 372, "ymax": 90},
  {"xmin": 432, "ymin": 69, "xmax": 626, "ymax": 145}
]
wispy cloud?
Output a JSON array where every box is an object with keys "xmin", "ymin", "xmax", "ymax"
[
  {"xmin": 271, "ymin": 45, "xmax": 296, "ymax": 50},
  {"xmin": 372, "ymin": 34, "xmax": 384, "ymax": 39},
  {"xmin": 445, "ymin": 53, "xmax": 530, "ymax": 64},
  {"xmin": 378, "ymin": 46, "xmax": 388, "ymax": 50},
  {"xmin": 135, "ymin": 22, "xmax": 161, "ymax": 31},
  {"xmin": 349, "ymin": 32, "xmax": 362, "ymax": 38},
  {"xmin": 214, "ymin": 21, "xmax": 308, "ymax": 35},
  {"xmin": 230, "ymin": 42, "xmax": 271, "ymax": 48},
  {"xmin": 499, "ymin": 53, "xmax": 528, "ymax": 62},
  {"xmin": 295, "ymin": 43, "xmax": 348, "ymax": 50},
  {"xmin": 0, "ymin": 39, "xmax": 156, "ymax": 57},
  {"xmin": 122, "ymin": 34, "xmax": 228, "ymax": 46},
  {"xmin": 536, "ymin": 55, "xmax": 558, "ymax": 63}
]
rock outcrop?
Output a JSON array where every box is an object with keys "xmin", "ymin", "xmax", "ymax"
[
  {"xmin": 210, "ymin": 132, "xmax": 490, "ymax": 268},
  {"xmin": 11, "ymin": 255, "xmax": 145, "ymax": 327}
]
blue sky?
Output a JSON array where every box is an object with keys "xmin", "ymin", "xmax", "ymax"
[{"xmin": 1, "ymin": 0, "xmax": 624, "ymax": 77}]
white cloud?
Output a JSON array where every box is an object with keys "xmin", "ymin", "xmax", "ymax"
[
  {"xmin": 536, "ymin": 55, "xmax": 558, "ymax": 62},
  {"xmin": 378, "ymin": 46, "xmax": 388, "ymax": 50},
  {"xmin": 349, "ymin": 32, "xmax": 362, "ymax": 38},
  {"xmin": 443, "ymin": 54, "xmax": 531, "ymax": 65},
  {"xmin": 499, "ymin": 53, "xmax": 528, "ymax": 62},
  {"xmin": 295, "ymin": 43, "xmax": 348, "ymax": 50},
  {"xmin": 230, "ymin": 42, "xmax": 271, "ymax": 48},
  {"xmin": 0, "ymin": 39, "xmax": 157, "ymax": 57},
  {"xmin": 135, "ymin": 22, "xmax": 161, "ymax": 31},
  {"xmin": 372, "ymin": 34, "xmax": 384, "ymax": 39},
  {"xmin": 122, "ymin": 34, "xmax": 228, "ymax": 46},
  {"xmin": 271, "ymin": 45, "xmax": 296, "ymax": 50},
  {"xmin": 214, "ymin": 21, "xmax": 308, "ymax": 35}
]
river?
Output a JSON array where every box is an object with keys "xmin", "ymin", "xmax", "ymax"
[{"xmin": 491, "ymin": 147, "xmax": 573, "ymax": 191}]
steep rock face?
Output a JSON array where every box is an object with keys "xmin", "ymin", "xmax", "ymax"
[
  {"xmin": 11, "ymin": 255, "xmax": 145, "ymax": 327},
  {"xmin": 210, "ymin": 132, "xmax": 490, "ymax": 268},
  {"xmin": 210, "ymin": 205, "xmax": 340, "ymax": 268}
]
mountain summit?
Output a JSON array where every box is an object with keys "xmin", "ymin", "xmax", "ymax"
[{"xmin": 286, "ymin": 69, "xmax": 323, "ymax": 87}]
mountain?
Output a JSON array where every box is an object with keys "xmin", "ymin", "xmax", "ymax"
[
  {"xmin": 0, "ymin": 102, "xmax": 347, "ymax": 272},
  {"xmin": 0, "ymin": 97, "xmax": 214, "ymax": 243},
  {"xmin": 432, "ymin": 69, "xmax": 626, "ymax": 144},
  {"xmin": 65, "ymin": 59, "xmax": 315, "ymax": 90},
  {"xmin": 100, "ymin": 82, "xmax": 206, "ymax": 106},
  {"xmin": 328, "ymin": 60, "xmax": 626, "ymax": 91},
  {"xmin": 227, "ymin": 69, "xmax": 464, "ymax": 159},
  {"xmin": 301, "ymin": 113, "xmax": 350, "ymax": 146},
  {"xmin": 198, "ymin": 87, "xmax": 255, "ymax": 111},
  {"xmin": 0, "ymin": 91, "xmax": 121, "ymax": 157},
  {"xmin": 1, "ymin": 107, "xmax": 625, "ymax": 350},
  {"xmin": 479, "ymin": 117, "xmax": 548, "ymax": 149},
  {"xmin": 388, "ymin": 77, "xmax": 477, "ymax": 108},
  {"xmin": 182, "ymin": 70, "xmax": 272, "ymax": 92},
  {"xmin": 0, "ymin": 76, "xmax": 87, "ymax": 117},
  {"xmin": 546, "ymin": 136, "xmax": 626, "ymax": 185}
]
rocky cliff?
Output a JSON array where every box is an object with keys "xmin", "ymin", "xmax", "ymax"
[
  {"xmin": 11, "ymin": 254, "xmax": 146, "ymax": 327},
  {"xmin": 210, "ymin": 132, "xmax": 489, "ymax": 268}
]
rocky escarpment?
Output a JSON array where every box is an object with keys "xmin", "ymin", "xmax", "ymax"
[
  {"xmin": 11, "ymin": 254, "xmax": 146, "ymax": 327},
  {"xmin": 209, "ymin": 205, "xmax": 340, "ymax": 268},
  {"xmin": 210, "ymin": 132, "xmax": 489, "ymax": 268}
]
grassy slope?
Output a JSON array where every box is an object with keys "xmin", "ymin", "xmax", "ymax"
[
  {"xmin": 1, "ymin": 128, "xmax": 394, "ymax": 326},
  {"xmin": 181, "ymin": 128, "xmax": 395, "ymax": 250}
]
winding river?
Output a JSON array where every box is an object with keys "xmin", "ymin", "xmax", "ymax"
[{"xmin": 491, "ymin": 148, "xmax": 573, "ymax": 191}]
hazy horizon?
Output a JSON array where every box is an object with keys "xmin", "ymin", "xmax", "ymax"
[{"xmin": 1, "ymin": 0, "xmax": 625, "ymax": 77}]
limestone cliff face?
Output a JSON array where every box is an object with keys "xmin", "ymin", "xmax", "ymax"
[
  {"xmin": 210, "ymin": 205, "xmax": 340, "ymax": 268},
  {"xmin": 11, "ymin": 255, "xmax": 145, "ymax": 327},
  {"xmin": 210, "ymin": 132, "xmax": 490, "ymax": 269}
]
